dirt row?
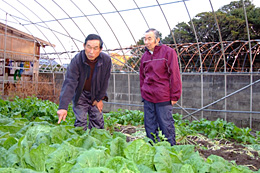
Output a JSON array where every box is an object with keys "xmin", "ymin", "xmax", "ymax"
[{"xmin": 115, "ymin": 125, "xmax": 260, "ymax": 172}]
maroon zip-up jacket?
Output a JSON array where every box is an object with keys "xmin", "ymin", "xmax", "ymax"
[{"xmin": 140, "ymin": 44, "xmax": 182, "ymax": 103}]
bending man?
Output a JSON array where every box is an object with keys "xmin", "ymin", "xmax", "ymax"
[{"xmin": 57, "ymin": 34, "xmax": 112, "ymax": 130}]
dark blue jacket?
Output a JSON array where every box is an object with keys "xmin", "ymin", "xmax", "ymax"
[{"xmin": 58, "ymin": 50, "xmax": 112, "ymax": 110}]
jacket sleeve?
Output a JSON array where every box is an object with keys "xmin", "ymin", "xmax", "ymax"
[
  {"xmin": 96, "ymin": 57, "xmax": 112, "ymax": 102},
  {"xmin": 167, "ymin": 48, "xmax": 182, "ymax": 101},
  {"xmin": 58, "ymin": 57, "xmax": 80, "ymax": 110}
]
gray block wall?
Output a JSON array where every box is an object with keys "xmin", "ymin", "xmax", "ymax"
[
  {"xmin": 103, "ymin": 73, "xmax": 260, "ymax": 130},
  {"xmin": 50, "ymin": 72, "xmax": 260, "ymax": 130}
]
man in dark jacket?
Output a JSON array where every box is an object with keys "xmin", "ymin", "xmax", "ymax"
[
  {"xmin": 57, "ymin": 34, "xmax": 112, "ymax": 130},
  {"xmin": 140, "ymin": 28, "xmax": 182, "ymax": 145}
]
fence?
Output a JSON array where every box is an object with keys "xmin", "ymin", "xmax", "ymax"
[
  {"xmin": 104, "ymin": 72, "xmax": 260, "ymax": 130},
  {"xmin": 1, "ymin": 71, "xmax": 259, "ymax": 131}
]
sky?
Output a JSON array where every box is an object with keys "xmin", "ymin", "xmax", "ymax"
[{"xmin": 1, "ymin": 0, "xmax": 260, "ymax": 63}]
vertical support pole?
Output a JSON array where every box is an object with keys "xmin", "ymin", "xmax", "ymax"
[
  {"xmin": 33, "ymin": 41, "xmax": 36, "ymax": 95},
  {"xmin": 224, "ymin": 73, "xmax": 227, "ymax": 121},
  {"xmin": 183, "ymin": 0, "xmax": 204, "ymax": 119},
  {"xmin": 3, "ymin": 13, "xmax": 8, "ymax": 97},
  {"xmin": 201, "ymin": 71, "xmax": 204, "ymax": 119},
  {"xmin": 209, "ymin": 0, "xmax": 227, "ymax": 121},
  {"xmin": 242, "ymin": 0, "xmax": 253, "ymax": 129},
  {"xmin": 53, "ymin": 72, "xmax": 55, "ymax": 101},
  {"xmin": 113, "ymin": 72, "xmax": 116, "ymax": 111},
  {"xmin": 128, "ymin": 72, "xmax": 131, "ymax": 110},
  {"xmin": 180, "ymin": 73, "xmax": 183, "ymax": 117},
  {"xmin": 35, "ymin": 46, "xmax": 39, "ymax": 97}
]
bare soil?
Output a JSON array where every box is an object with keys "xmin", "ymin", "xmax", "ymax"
[{"xmin": 114, "ymin": 125, "xmax": 260, "ymax": 172}]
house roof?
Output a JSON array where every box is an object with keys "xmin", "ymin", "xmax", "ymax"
[{"xmin": 0, "ymin": 22, "xmax": 55, "ymax": 47}]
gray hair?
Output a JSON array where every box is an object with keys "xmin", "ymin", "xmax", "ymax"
[{"xmin": 145, "ymin": 28, "xmax": 160, "ymax": 40}]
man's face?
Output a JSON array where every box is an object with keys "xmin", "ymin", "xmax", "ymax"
[
  {"xmin": 84, "ymin": 40, "xmax": 102, "ymax": 61},
  {"xmin": 143, "ymin": 31, "xmax": 160, "ymax": 51}
]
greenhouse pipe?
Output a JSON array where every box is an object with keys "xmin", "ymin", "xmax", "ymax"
[
  {"xmin": 2, "ymin": 13, "xmax": 7, "ymax": 96},
  {"xmin": 208, "ymin": 0, "xmax": 228, "ymax": 122},
  {"xmin": 183, "ymin": 0, "xmax": 204, "ymax": 118},
  {"xmin": 88, "ymin": 0, "xmax": 138, "ymax": 74},
  {"xmin": 34, "ymin": 0, "xmax": 79, "ymax": 51},
  {"xmin": 132, "ymin": 0, "xmax": 150, "ymax": 28},
  {"xmin": 104, "ymin": 102, "xmax": 260, "ymax": 114},
  {"xmin": 17, "ymin": 0, "xmax": 72, "ymax": 68},
  {"xmin": 182, "ymin": 78, "xmax": 260, "ymax": 119},
  {"xmin": 109, "ymin": 0, "xmax": 142, "ymax": 74},
  {"xmin": 242, "ymin": 0, "xmax": 253, "ymax": 129},
  {"xmin": 2, "ymin": 0, "xmax": 57, "ymax": 73}
]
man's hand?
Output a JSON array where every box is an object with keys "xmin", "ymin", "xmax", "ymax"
[
  {"xmin": 92, "ymin": 100, "xmax": 103, "ymax": 113},
  {"xmin": 171, "ymin": 100, "xmax": 177, "ymax": 106},
  {"xmin": 57, "ymin": 109, "xmax": 67, "ymax": 124}
]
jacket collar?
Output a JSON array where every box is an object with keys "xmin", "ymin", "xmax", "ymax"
[{"xmin": 145, "ymin": 41, "xmax": 163, "ymax": 54}]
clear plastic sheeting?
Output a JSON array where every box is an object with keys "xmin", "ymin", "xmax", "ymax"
[
  {"xmin": 0, "ymin": 0, "xmax": 259, "ymax": 129},
  {"xmin": 0, "ymin": 0, "xmax": 259, "ymax": 73}
]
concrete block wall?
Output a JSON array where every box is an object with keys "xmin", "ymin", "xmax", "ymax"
[
  {"xmin": 103, "ymin": 73, "xmax": 260, "ymax": 130},
  {"xmin": 105, "ymin": 73, "xmax": 143, "ymax": 111},
  {"xmin": 49, "ymin": 72, "xmax": 260, "ymax": 130}
]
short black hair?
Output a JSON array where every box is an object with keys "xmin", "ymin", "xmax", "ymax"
[{"xmin": 84, "ymin": 34, "xmax": 103, "ymax": 49}]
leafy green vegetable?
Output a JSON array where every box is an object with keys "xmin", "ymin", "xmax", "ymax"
[
  {"xmin": 3, "ymin": 136, "xmax": 17, "ymax": 150},
  {"xmin": 154, "ymin": 145, "xmax": 182, "ymax": 172},
  {"xmin": 45, "ymin": 142, "xmax": 83, "ymax": 172},
  {"xmin": 110, "ymin": 137, "xmax": 127, "ymax": 157},
  {"xmin": 71, "ymin": 148, "xmax": 110, "ymax": 171},
  {"xmin": 124, "ymin": 139, "xmax": 155, "ymax": 170},
  {"xmin": 0, "ymin": 97, "xmax": 258, "ymax": 173},
  {"xmin": 105, "ymin": 156, "xmax": 140, "ymax": 173},
  {"xmin": 30, "ymin": 143, "xmax": 56, "ymax": 171}
]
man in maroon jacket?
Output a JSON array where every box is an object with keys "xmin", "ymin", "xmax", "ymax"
[{"xmin": 139, "ymin": 28, "xmax": 182, "ymax": 145}]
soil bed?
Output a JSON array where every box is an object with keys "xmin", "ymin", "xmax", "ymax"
[{"xmin": 114, "ymin": 124, "xmax": 260, "ymax": 172}]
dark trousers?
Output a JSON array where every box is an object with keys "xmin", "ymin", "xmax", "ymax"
[
  {"xmin": 143, "ymin": 99, "xmax": 176, "ymax": 145},
  {"xmin": 73, "ymin": 90, "xmax": 104, "ymax": 130}
]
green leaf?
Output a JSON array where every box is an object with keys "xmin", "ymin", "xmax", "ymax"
[
  {"xmin": 207, "ymin": 155, "xmax": 233, "ymax": 173},
  {"xmin": 3, "ymin": 136, "xmax": 17, "ymax": 150},
  {"xmin": 30, "ymin": 143, "xmax": 57, "ymax": 171},
  {"xmin": 124, "ymin": 139, "xmax": 155, "ymax": 170},
  {"xmin": 70, "ymin": 167, "xmax": 115, "ymax": 173},
  {"xmin": 171, "ymin": 145, "xmax": 195, "ymax": 161},
  {"xmin": 136, "ymin": 164, "xmax": 156, "ymax": 173},
  {"xmin": 0, "ymin": 118, "xmax": 14, "ymax": 125},
  {"xmin": 14, "ymin": 136, "xmax": 34, "ymax": 169},
  {"xmin": 0, "ymin": 168, "xmax": 19, "ymax": 172},
  {"xmin": 50, "ymin": 126, "xmax": 70, "ymax": 144},
  {"xmin": 208, "ymin": 129, "xmax": 218, "ymax": 139},
  {"xmin": 59, "ymin": 162, "xmax": 75, "ymax": 173},
  {"xmin": 154, "ymin": 146, "xmax": 182, "ymax": 172},
  {"xmin": 71, "ymin": 148, "xmax": 110, "ymax": 171},
  {"xmin": 82, "ymin": 135, "xmax": 102, "ymax": 149},
  {"xmin": 105, "ymin": 156, "xmax": 140, "ymax": 173},
  {"xmin": 184, "ymin": 152, "xmax": 210, "ymax": 172},
  {"xmin": 110, "ymin": 137, "xmax": 127, "ymax": 157},
  {"xmin": 0, "ymin": 125, "xmax": 23, "ymax": 134},
  {"xmin": 22, "ymin": 123, "xmax": 54, "ymax": 151},
  {"xmin": 112, "ymin": 131, "xmax": 126, "ymax": 141},
  {"xmin": 179, "ymin": 164, "xmax": 194, "ymax": 173},
  {"xmin": 89, "ymin": 128, "xmax": 112, "ymax": 145},
  {"xmin": 0, "ymin": 146, "xmax": 19, "ymax": 168},
  {"xmin": 45, "ymin": 142, "xmax": 82, "ymax": 173},
  {"xmin": 66, "ymin": 134, "xmax": 86, "ymax": 147}
]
